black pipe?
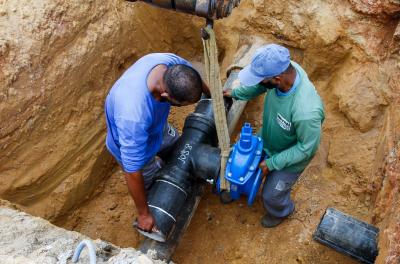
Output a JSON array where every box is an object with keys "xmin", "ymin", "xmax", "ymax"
[
  {"xmin": 146, "ymin": 98, "xmax": 224, "ymax": 239},
  {"xmin": 313, "ymin": 208, "xmax": 379, "ymax": 264},
  {"xmin": 126, "ymin": 0, "xmax": 240, "ymax": 19},
  {"xmin": 190, "ymin": 143, "xmax": 220, "ymax": 181}
]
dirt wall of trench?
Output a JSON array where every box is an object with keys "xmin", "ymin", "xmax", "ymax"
[
  {"xmin": 0, "ymin": 0, "xmax": 204, "ymax": 220},
  {"xmin": 213, "ymin": 1, "xmax": 400, "ymax": 261},
  {"xmin": 1, "ymin": 0, "xmax": 399, "ymax": 262}
]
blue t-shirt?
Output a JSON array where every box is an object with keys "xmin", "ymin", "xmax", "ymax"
[{"xmin": 105, "ymin": 53, "xmax": 191, "ymax": 173}]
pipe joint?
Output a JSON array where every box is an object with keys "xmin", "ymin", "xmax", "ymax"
[
  {"xmin": 190, "ymin": 143, "xmax": 221, "ymax": 181},
  {"xmin": 126, "ymin": 0, "xmax": 239, "ymax": 19},
  {"xmin": 144, "ymin": 98, "xmax": 227, "ymax": 240}
]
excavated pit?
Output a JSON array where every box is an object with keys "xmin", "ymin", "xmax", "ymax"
[{"xmin": 1, "ymin": 0, "xmax": 399, "ymax": 263}]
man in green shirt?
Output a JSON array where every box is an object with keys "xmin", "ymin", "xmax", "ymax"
[{"xmin": 224, "ymin": 44, "xmax": 325, "ymax": 228}]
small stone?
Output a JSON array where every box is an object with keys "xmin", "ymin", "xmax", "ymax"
[
  {"xmin": 138, "ymin": 254, "xmax": 153, "ymax": 264},
  {"xmin": 296, "ymin": 256, "xmax": 304, "ymax": 263},
  {"xmin": 235, "ymin": 251, "xmax": 243, "ymax": 259},
  {"xmin": 206, "ymin": 212, "xmax": 213, "ymax": 221},
  {"xmin": 108, "ymin": 202, "xmax": 118, "ymax": 211},
  {"xmin": 394, "ymin": 22, "xmax": 400, "ymax": 40}
]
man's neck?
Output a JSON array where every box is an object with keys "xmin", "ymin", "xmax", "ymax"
[
  {"xmin": 147, "ymin": 64, "xmax": 167, "ymax": 100},
  {"xmin": 277, "ymin": 70, "xmax": 297, "ymax": 93}
]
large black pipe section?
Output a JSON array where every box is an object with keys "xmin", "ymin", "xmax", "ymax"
[
  {"xmin": 313, "ymin": 208, "xmax": 379, "ymax": 264},
  {"xmin": 125, "ymin": 0, "xmax": 240, "ymax": 19},
  {"xmin": 146, "ymin": 98, "xmax": 224, "ymax": 238}
]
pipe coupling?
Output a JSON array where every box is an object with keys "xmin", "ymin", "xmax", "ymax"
[{"xmin": 126, "ymin": 0, "xmax": 240, "ymax": 19}]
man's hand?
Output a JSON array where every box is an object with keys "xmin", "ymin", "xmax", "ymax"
[
  {"xmin": 137, "ymin": 212, "xmax": 155, "ymax": 232},
  {"xmin": 223, "ymin": 89, "xmax": 232, "ymax": 97},
  {"xmin": 125, "ymin": 171, "xmax": 155, "ymax": 232},
  {"xmin": 259, "ymin": 160, "xmax": 269, "ymax": 177}
]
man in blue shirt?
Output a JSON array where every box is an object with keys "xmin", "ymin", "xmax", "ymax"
[{"xmin": 105, "ymin": 53, "xmax": 207, "ymax": 232}]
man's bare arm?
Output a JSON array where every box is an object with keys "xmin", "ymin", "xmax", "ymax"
[{"xmin": 125, "ymin": 171, "xmax": 155, "ymax": 231}]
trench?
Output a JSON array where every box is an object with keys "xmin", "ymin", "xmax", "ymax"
[
  {"xmin": 1, "ymin": 0, "xmax": 399, "ymax": 263},
  {"xmin": 53, "ymin": 66, "xmax": 371, "ymax": 263},
  {"xmin": 0, "ymin": 42, "xmax": 379, "ymax": 263}
]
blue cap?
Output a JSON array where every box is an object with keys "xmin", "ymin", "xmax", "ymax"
[{"xmin": 238, "ymin": 44, "xmax": 291, "ymax": 86}]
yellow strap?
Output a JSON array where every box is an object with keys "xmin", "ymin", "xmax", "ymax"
[{"xmin": 202, "ymin": 27, "xmax": 230, "ymax": 191}]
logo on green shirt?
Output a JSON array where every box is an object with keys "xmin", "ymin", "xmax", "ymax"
[{"xmin": 277, "ymin": 113, "xmax": 291, "ymax": 131}]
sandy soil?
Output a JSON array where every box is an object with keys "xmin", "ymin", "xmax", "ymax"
[
  {"xmin": 59, "ymin": 152, "xmax": 369, "ymax": 263},
  {"xmin": 1, "ymin": 0, "xmax": 400, "ymax": 262}
]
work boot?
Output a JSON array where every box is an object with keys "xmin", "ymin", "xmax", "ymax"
[
  {"xmin": 261, "ymin": 206, "xmax": 295, "ymax": 228},
  {"xmin": 261, "ymin": 214, "xmax": 286, "ymax": 228}
]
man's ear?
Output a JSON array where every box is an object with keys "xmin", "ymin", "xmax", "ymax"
[{"xmin": 273, "ymin": 76, "xmax": 282, "ymax": 85}]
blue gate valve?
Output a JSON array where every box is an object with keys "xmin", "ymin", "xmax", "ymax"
[{"xmin": 217, "ymin": 123, "xmax": 264, "ymax": 206}]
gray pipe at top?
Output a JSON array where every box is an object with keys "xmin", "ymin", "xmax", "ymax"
[{"xmin": 126, "ymin": 0, "xmax": 240, "ymax": 19}]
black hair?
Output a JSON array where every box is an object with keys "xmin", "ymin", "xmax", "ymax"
[{"xmin": 163, "ymin": 64, "xmax": 202, "ymax": 103}]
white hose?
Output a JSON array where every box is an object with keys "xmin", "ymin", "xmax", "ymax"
[{"xmin": 72, "ymin": 239, "xmax": 97, "ymax": 264}]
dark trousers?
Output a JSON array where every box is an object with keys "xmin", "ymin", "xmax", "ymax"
[
  {"xmin": 142, "ymin": 123, "xmax": 179, "ymax": 189},
  {"xmin": 262, "ymin": 170, "xmax": 300, "ymax": 218}
]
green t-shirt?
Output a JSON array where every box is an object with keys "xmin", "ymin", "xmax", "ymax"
[{"xmin": 231, "ymin": 61, "xmax": 325, "ymax": 173}]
